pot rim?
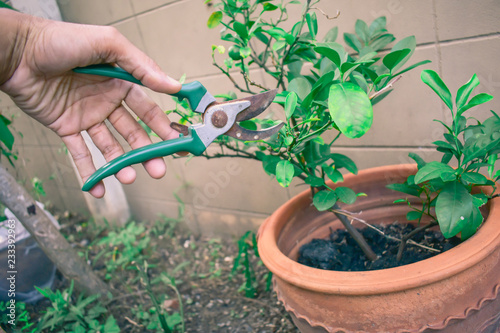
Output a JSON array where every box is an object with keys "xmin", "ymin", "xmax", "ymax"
[{"xmin": 258, "ymin": 164, "xmax": 500, "ymax": 295}]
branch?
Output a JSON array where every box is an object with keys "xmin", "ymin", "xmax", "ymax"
[
  {"xmin": 396, "ymin": 221, "xmax": 439, "ymax": 261},
  {"xmin": 369, "ymin": 75, "xmax": 402, "ymax": 100},
  {"xmin": 310, "ymin": 7, "xmax": 340, "ymax": 20},
  {"xmin": 0, "ymin": 164, "xmax": 110, "ymax": 297},
  {"xmin": 275, "ymin": 0, "xmax": 313, "ymax": 90},
  {"xmin": 328, "ymin": 204, "xmax": 378, "ymax": 261},
  {"xmin": 333, "ymin": 208, "xmax": 442, "ymax": 257},
  {"xmin": 212, "ymin": 59, "xmax": 255, "ymax": 94},
  {"xmin": 243, "ymin": 72, "xmax": 270, "ymax": 91}
]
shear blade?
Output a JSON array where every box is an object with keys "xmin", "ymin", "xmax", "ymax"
[
  {"xmin": 225, "ymin": 122, "xmax": 284, "ymax": 141},
  {"xmin": 234, "ymin": 89, "xmax": 278, "ymax": 122}
]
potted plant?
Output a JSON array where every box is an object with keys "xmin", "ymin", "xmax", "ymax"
[{"xmin": 171, "ymin": 0, "xmax": 500, "ymax": 331}]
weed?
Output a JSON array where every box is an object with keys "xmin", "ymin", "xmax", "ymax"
[
  {"xmin": 0, "ymin": 301, "xmax": 37, "ymax": 333},
  {"xmin": 34, "ymin": 280, "xmax": 119, "ymax": 333},
  {"xmin": 230, "ymin": 231, "xmax": 272, "ymax": 298},
  {"xmin": 135, "ymin": 261, "xmax": 185, "ymax": 333},
  {"xmin": 94, "ymin": 221, "xmax": 153, "ymax": 279}
]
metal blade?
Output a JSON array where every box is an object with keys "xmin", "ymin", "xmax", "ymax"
[
  {"xmin": 233, "ymin": 89, "xmax": 278, "ymax": 122},
  {"xmin": 225, "ymin": 122, "xmax": 284, "ymax": 141}
]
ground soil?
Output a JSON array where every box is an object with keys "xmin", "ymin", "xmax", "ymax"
[
  {"xmin": 17, "ymin": 210, "xmax": 299, "ymax": 333},
  {"xmin": 298, "ymin": 222, "xmax": 461, "ymax": 271}
]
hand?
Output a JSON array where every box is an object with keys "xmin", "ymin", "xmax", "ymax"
[{"xmin": 0, "ymin": 9, "xmax": 182, "ymax": 198}]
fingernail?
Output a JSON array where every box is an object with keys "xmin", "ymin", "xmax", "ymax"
[{"xmin": 165, "ymin": 74, "xmax": 182, "ymax": 89}]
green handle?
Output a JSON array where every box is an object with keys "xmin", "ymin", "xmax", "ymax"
[
  {"xmin": 82, "ymin": 130, "xmax": 206, "ymax": 191},
  {"xmin": 73, "ymin": 64, "xmax": 208, "ymax": 111}
]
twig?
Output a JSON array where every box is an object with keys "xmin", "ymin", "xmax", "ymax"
[
  {"xmin": 212, "ymin": 60, "xmax": 254, "ymax": 94},
  {"xmin": 369, "ymin": 75, "xmax": 402, "ymax": 100},
  {"xmin": 396, "ymin": 221, "xmax": 439, "ymax": 261},
  {"xmin": 243, "ymin": 72, "xmax": 270, "ymax": 91},
  {"xmin": 275, "ymin": 0, "xmax": 313, "ymax": 90},
  {"xmin": 328, "ymin": 204, "xmax": 378, "ymax": 261},
  {"xmin": 124, "ymin": 316, "xmax": 144, "ymax": 328},
  {"xmin": 310, "ymin": 7, "xmax": 340, "ymax": 20},
  {"xmin": 330, "ymin": 209, "xmax": 441, "ymax": 254}
]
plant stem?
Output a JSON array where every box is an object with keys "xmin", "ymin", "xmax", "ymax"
[
  {"xmin": 212, "ymin": 59, "xmax": 254, "ymax": 94},
  {"xmin": 396, "ymin": 221, "xmax": 439, "ymax": 262},
  {"xmin": 328, "ymin": 204, "xmax": 378, "ymax": 261},
  {"xmin": 0, "ymin": 165, "xmax": 110, "ymax": 298},
  {"xmin": 275, "ymin": 0, "xmax": 312, "ymax": 90}
]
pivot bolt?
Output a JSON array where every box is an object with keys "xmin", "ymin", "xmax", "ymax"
[{"xmin": 211, "ymin": 110, "xmax": 228, "ymax": 128}]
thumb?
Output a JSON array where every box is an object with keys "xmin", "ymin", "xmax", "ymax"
[{"xmin": 89, "ymin": 26, "xmax": 181, "ymax": 94}]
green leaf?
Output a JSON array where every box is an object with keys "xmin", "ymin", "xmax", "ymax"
[
  {"xmin": 314, "ymin": 46, "xmax": 341, "ymax": 68},
  {"xmin": 368, "ymin": 16, "xmax": 387, "ymax": 37},
  {"xmin": 335, "ymin": 186, "xmax": 357, "ymax": 204},
  {"xmin": 103, "ymin": 316, "xmax": 120, "ymax": 333},
  {"xmin": 462, "ymin": 132, "xmax": 500, "ymax": 165},
  {"xmin": 0, "ymin": 116, "xmax": 14, "ymax": 150},
  {"xmin": 265, "ymin": 27, "xmax": 287, "ymax": 39},
  {"xmin": 341, "ymin": 63, "xmax": 362, "ymax": 80},
  {"xmin": 383, "ymin": 48, "xmax": 411, "ymax": 72},
  {"xmin": 233, "ymin": 21, "xmax": 248, "ymax": 40},
  {"xmin": 461, "ymin": 172, "xmax": 489, "ymax": 185},
  {"xmin": 488, "ymin": 154, "xmax": 497, "ymax": 178},
  {"xmin": 239, "ymin": 120, "xmax": 258, "ymax": 130},
  {"xmin": 207, "ymin": 11, "xmax": 223, "ymax": 28},
  {"xmin": 284, "ymin": 92, "xmax": 298, "ymax": 119},
  {"xmin": 288, "ymin": 77, "xmax": 312, "ymax": 100},
  {"xmin": 313, "ymin": 190, "xmax": 338, "ymax": 211},
  {"xmin": 421, "ymin": 70, "xmax": 453, "ymax": 111},
  {"xmin": 386, "ymin": 183, "xmax": 421, "ymax": 197},
  {"xmin": 262, "ymin": 2, "xmax": 278, "ymax": 11},
  {"xmin": 389, "ymin": 36, "xmax": 416, "ymax": 72},
  {"xmin": 433, "ymin": 140, "xmax": 455, "ymax": 151},
  {"xmin": 369, "ymin": 33, "xmax": 395, "ymax": 51},
  {"xmin": 323, "ymin": 27, "xmax": 338, "ymax": 43},
  {"xmin": 331, "ymin": 153, "xmax": 358, "ymax": 174},
  {"xmin": 291, "ymin": 21, "xmax": 303, "ymax": 37},
  {"xmin": 409, "ymin": 152, "xmax": 427, "ymax": 169},
  {"xmin": 261, "ymin": 155, "xmax": 281, "ymax": 175},
  {"xmin": 457, "ymin": 93, "xmax": 494, "ymax": 116},
  {"xmin": 407, "ymin": 210, "xmax": 422, "ymax": 221},
  {"xmin": 460, "ymin": 205, "xmax": 483, "ymax": 241},
  {"xmin": 275, "ymin": 160, "xmax": 294, "ymax": 187},
  {"xmin": 272, "ymin": 39, "xmax": 286, "ymax": 51},
  {"xmin": 344, "ymin": 33, "xmax": 362, "ymax": 53},
  {"xmin": 414, "ymin": 161, "xmax": 455, "ymax": 184},
  {"xmin": 435, "ymin": 181, "xmax": 473, "ymax": 238},
  {"xmin": 328, "ymin": 82, "xmax": 373, "ymax": 138},
  {"xmin": 456, "ymin": 73, "xmax": 480, "ymax": 111},
  {"xmin": 240, "ymin": 46, "xmax": 251, "ymax": 58},
  {"xmin": 355, "ymin": 19, "xmax": 369, "ymax": 44},
  {"xmin": 306, "ymin": 12, "xmax": 318, "ymax": 39},
  {"xmin": 305, "ymin": 175, "xmax": 325, "ymax": 187},
  {"xmin": 322, "ymin": 164, "xmax": 344, "ymax": 183}
]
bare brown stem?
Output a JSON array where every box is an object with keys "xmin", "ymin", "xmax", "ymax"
[
  {"xmin": 328, "ymin": 204, "xmax": 378, "ymax": 261},
  {"xmin": 310, "ymin": 7, "xmax": 340, "ymax": 20},
  {"xmin": 396, "ymin": 221, "xmax": 439, "ymax": 262},
  {"xmin": 0, "ymin": 164, "xmax": 110, "ymax": 297}
]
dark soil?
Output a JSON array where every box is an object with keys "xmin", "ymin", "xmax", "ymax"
[{"xmin": 298, "ymin": 223, "xmax": 461, "ymax": 271}]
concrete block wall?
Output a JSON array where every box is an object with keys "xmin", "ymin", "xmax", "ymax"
[{"xmin": 2, "ymin": 0, "xmax": 499, "ymax": 236}]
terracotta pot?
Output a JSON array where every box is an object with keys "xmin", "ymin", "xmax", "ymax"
[{"xmin": 258, "ymin": 164, "xmax": 500, "ymax": 333}]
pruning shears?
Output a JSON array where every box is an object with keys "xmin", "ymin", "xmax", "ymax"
[{"xmin": 73, "ymin": 64, "xmax": 283, "ymax": 192}]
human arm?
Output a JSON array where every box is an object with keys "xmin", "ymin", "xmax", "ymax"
[{"xmin": 0, "ymin": 9, "xmax": 182, "ymax": 198}]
